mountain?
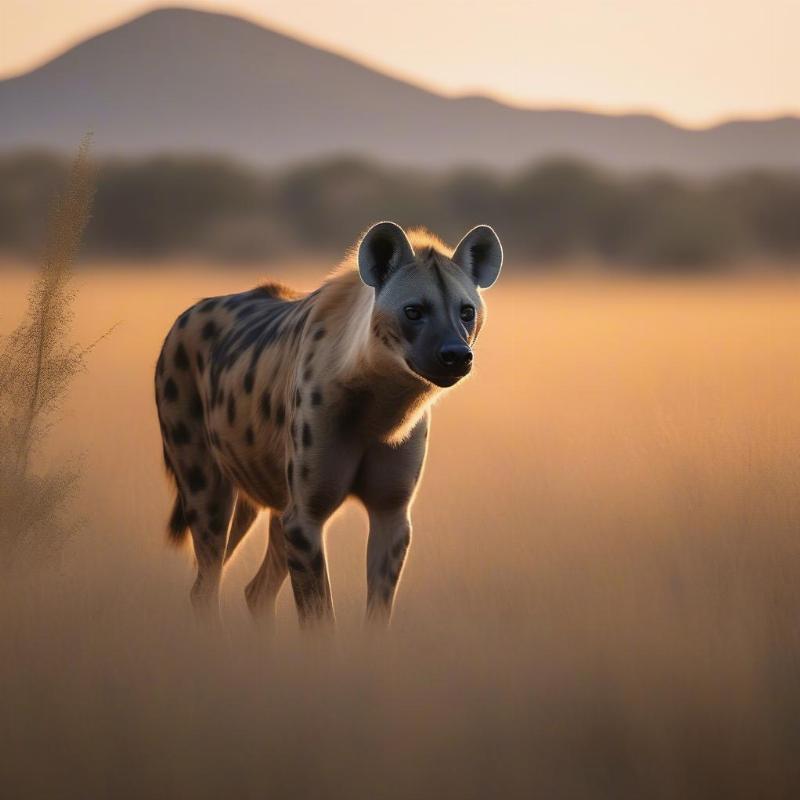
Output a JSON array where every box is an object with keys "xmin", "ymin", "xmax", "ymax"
[{"xmin": 1, "ymin": 7, "xmax": 799, "ymax": 174}]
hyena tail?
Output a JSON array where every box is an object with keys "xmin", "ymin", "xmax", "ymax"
[
  {"xmin": 167, "ymin": 492, "xmax": 189, "ymax": 544},
  {"xmin": 163, "ymin": 450, "xmax": 190, "ymax": 544}
]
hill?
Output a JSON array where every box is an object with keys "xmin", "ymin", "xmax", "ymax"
[{"xmin": 1, "ymin": 7, "xmax": 799, "ymax": 174}]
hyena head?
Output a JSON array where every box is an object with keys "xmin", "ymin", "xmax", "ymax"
[{"xmin": 358, "ymin": 221, "xmax": 503, "ymax": 388}]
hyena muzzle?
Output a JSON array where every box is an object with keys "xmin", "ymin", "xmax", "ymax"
[{"xmin": 155, "ymin": 221, "xmax": 502, "ymax": 626}]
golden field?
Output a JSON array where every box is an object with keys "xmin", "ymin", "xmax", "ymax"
[{"xmin": 2, "ymin": 263, "xmax": 800, "ymax": 799}]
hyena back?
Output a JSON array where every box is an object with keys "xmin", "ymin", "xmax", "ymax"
[{"xmin": 155, "ymin": 222, "xmax": 502, "ymax": 626}]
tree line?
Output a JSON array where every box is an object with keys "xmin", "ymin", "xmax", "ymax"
[{"xmin": 2, "ymin": 151, "xmax": 799, "ymax": 269}]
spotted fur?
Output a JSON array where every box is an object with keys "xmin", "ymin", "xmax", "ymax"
[{"xmin": 155, "ymin": 222, "xmax": 502, "ymax": 626}]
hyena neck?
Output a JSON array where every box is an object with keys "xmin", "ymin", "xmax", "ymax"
[
  {"xmin": 353, "ymin": 349, "xmax": 437, "ymax": 444},
  {"xmin": 317, "ymin": 267, "xmax": 438, "ymax": 443}
]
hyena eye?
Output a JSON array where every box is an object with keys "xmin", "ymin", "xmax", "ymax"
[
  {"xmin": 404, "ymin": 305, "xmax": 423, "ymax": 321},
  {"xmin": 460, "ymin": 305, "xmax": 475, "ymax": 322}
]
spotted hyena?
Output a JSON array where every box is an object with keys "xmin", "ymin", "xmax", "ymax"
[{"xmin": 155, "ymin": 222, "xmax": 502, "ymax": 626}]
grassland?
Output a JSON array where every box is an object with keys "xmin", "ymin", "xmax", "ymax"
[{"xmin": 1, "ymin": 264, "xmax": 799, "ymax": 798}]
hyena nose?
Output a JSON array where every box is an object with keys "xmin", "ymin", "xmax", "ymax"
[{"xmin": 439, "ymin": 343, "xmax": 473, "ymax": 373}]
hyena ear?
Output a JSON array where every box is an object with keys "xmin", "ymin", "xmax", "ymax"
[
  {"xmin": 451, "ymin": 225, "xmax": 503, "ymax": 289},
  {"xmin": 357, "ymin": 221, "xmax": 415, "ymax": 288}
]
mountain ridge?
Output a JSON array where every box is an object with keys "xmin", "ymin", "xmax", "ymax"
[{"xmin": 1, "ymin": 7, "xmax": 798, "ymax": 174}]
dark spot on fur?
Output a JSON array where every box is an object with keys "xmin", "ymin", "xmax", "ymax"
[
  {"xmin": 303, "ymin": 367, "xmax": 313, "ymax": 382},
  {"xmin": 199, "ymin": 298, "xmax": 218, "ymax": 313},
  {"xmin": 177, "ymin": 311, "xmax": 190, "ymax": 329},
  {"xmin": 185, "ymin": 509, "xmax": 198, "ymax": 526},
  {"xmin": 311, "ymin": 388, "xmax": 322, "ymax": 406},
  {"xmin": 196, "ymin": 352, "xmax": 204, "ymax": 372},
  {"xmin": 157, "ymin": 351, "xmax": 165, "ymax": 376},
  {"xmin": 337, "ymin": 387, "xmax": 370, "ymax": 435},
  {"xmin": 174, "ymin": 343, "xmax": 190, "ymax": 371},
  {"xmin": 245, "ymin": 426, "xmax": 254, "ymax": 445},
  {"xmin": 300, "ymin": 464, "xmax": 309, "ymax": 481},
  {"xmin": 202, "ymin": 321, "xmax": 218, "ymax": 340},
  {"xmin": 164, "ymin": 377, "xmax": 178, "ymax": 401},
  {"xmin": 391, "ymin": 534, "xmax": 411, "ymax": 559},
  {"xmin": 227, "ymin": 395, "xmax": 236, "ymax": 425},
  {"xmin": 244, "ymin": 371, "xmax": 254, "ymax": 393},
  {"xmin": 310, "ymin": 551, "xmax": 324, "ymax": 574},
  {"xmin": 287, "ymin": 557, "xmax": 305, "ymax": 572},
  {"xmin": 186, "ymin": 466, "xmax": 207, "ymax": 494},
  {"xmin": 189, "ymin": 391, "xmax": 203, "ymax": 419},
  {"xmin": 260, "ymin": 391, "xmax": 271, "ymax": 420},
  {"xmin": 295, "ymin": 389, "xmax": 302, "ymax": 408},
  {"xmin": 276, "ymin": 403, "xmax": 286, "ymax": 427},
  {"xmin": 313, "ymin": 328, "xmax": 326, "ymax": 341},
  {"xmin": 302, "ymin": 423, "xmax": 312, "ymax": 448},
  {"xmin": 287, "ymin": 459, "xmax": 294, "ymax": 485},
  {"xmin": 172, "ymin": 422, "xmax": 191, "ymax": 445},
  {"xmin": 286, "ymin": 525, "xmax": 311, "ymax": 552},
  {"xmin": 306, "ymin": 489, "xmax": 337, "ymax": 520}
]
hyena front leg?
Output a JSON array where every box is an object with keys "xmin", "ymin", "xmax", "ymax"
[
  {"xmin": 244, "ymin": 512, "xmax": 289, "ymax": 622},
  {"xmin": 281, "ymin": 504, "xmax": 334, "ymax": 626},
  {"xmin": 366, "ymin": 507, "xmax": 412, "ymax": 623},
  {"xmin": 355, "ymin": 415, "xmax": 428, "ymax": 625}
]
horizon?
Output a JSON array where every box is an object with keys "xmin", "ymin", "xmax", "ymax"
[{"xmin": 2, "ymin": 1, "xmax": 797, "ymax": 128}]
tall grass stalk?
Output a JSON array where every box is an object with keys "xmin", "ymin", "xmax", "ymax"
[{"xmin": 0, "ymin": 136, "xmax": 98, "ymax": 564}]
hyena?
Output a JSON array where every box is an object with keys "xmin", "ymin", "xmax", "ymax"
[{"xmin": 155, "ymin": 222, "xmax": 502, "ymax": 626}]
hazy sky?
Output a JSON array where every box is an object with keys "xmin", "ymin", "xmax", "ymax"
[{"xmin": 2, "ymin": 0, "xmax": 796, "ymax": 126}]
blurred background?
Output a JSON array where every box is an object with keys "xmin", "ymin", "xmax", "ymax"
[
  {"xmin": 1, "ymin": 2, "xmax": 799, "ymax": 270},
  {"xmin": 2, "ymin": 3, "xmax": 800, "ymax": 799}
]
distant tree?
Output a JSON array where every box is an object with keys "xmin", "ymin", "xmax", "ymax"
[
  {"xmin": 0, "ymin": 151, "xmax": 68, "ymax": 255},
  {"xmin": 1, "ymin": 151, "xmax": 799, "ymax": 268}
]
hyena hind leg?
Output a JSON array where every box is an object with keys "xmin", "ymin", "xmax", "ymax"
[
  {"xmin": 223, "ymin": 496, "xmax": 260, "ymax": 564},
  {"xmin": 177, "ymin": 470, "xmax": 237, "ymax": 620},
  {"xmin": 244, "ymin": 512, "xmax": 289, "ymax": 623}
]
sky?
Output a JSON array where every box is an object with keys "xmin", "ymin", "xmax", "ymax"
[{"xmin": 1, "ymin": 0, "xmax": 796, "ymax": 126}]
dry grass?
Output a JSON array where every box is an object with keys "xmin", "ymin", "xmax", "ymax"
[
  {"xmin": 0, "ymin": 138, "xmax": 96, "ymax": 565},
  {"xmin": 1, "ymin": 264, "xmax": 799, "ymax": 798}
]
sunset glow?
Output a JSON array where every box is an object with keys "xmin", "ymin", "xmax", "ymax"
[{"xmin": 2, "ymin": 0, "xmax": 796, "ymax": 126}]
